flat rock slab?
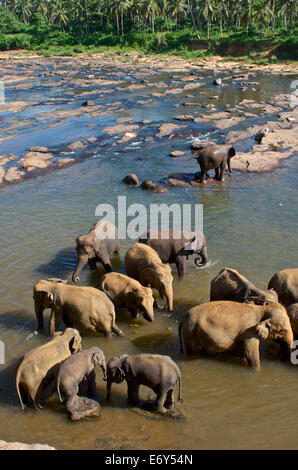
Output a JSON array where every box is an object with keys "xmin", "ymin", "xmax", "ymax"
[
  {"xmin": 69, "ymin": 397, "xmax": 101, "ymax": 421},
  {"xmin": 102, "ymin": 124, "xmax": 139, "ymax": 135},
  {"xmin": 173, "ymin": 115, "xmax": 194, "ymax": 122},
  {"xmin": 0, "ymin": 440, "xmax": 55, "ymax": 450},
  {"xmin": 156, "ymin": 123, "xmax": 186, "ymax": 138}
]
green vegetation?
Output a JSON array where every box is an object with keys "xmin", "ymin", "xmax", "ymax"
[{"xmin": 0, "ymin": 1, "xmax": 297, "ymax": 60}]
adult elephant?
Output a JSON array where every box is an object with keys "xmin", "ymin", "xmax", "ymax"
[
  {"xmin": 139, "ymin": 229, "xmax": 208, "ymax": 278},
  {"xmin": 178, "ymin": 301, "xmax": 293, "ymax": 371},
  {"xmin": 211, "ymin": 268, "xmax": 278, "ymax": 304},
  {"xmin": 72, "ymin": 219, "xmax": 120, "ymax": 283},
  {"xmin": 268, "ymin": 269, "xmax": 298, "ymax": 307},
  {"xmin": 125, "ymin": 243, "xmax": 173, "ymax": 312},
  {"xmin": 196, "ymin": 144, "xmax": 236, "ymax": 183}
]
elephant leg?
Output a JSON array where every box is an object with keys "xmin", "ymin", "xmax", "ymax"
[
  {"xmin": 88, "ymin": 259, "xmax": 97, "ymax": 270},
  {"xmin": 164, "ymin": 388, "xmax": 174, "ymax": 409},
  {"xmin": 103, "ymin": 263, "xmax": 113, "ymax": 272},
  {"xmin": 219, "ymin": 163, "xmax": 226, "ymax": 181},
  {"xmin": 86, "ymin": 371, "xmax": 96, "ymax": 397},
  {"xmin": 176, "ymin": 256, "xmax": 187, "ymax": 278},
  {"xmin": 200, "ymin": 170, "xmax": 207, "ymax": 184},
  {"xmin": 127, "ymin": 382, "xmax": 139, "ymax": 406},
  {"xmin": 66, "ymin": 394, "xmax": 78, "ymax": 413},
  {"xmin": 153, "ymin": 388, "xmax": 168, "ymax": 412},
  {"xmin": 49, "ymin": 307, "xmax": 62, "ymax": 339},
  {"xmin": 112, "ymin": 323, "xmax": 124, "ymax": 336},
  {"xmin": 215, "ymin": 167, "xmax": 220, "ymax": 180},
  {"xmin": 242, "ymin": 335, "xmax": 261, "ymax": 371}
]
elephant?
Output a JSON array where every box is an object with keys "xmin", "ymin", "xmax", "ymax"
[
  {"xmin": 16, "ymin": 328, "xmax": 81, "ymax": 410},
  {"xmin": 210, "ymin": 268, "xmax": 278, "ymax": 304},
  {"xmin": 139, "ymin": 229, "xmax": 208, "ymax": 278},
  {"xmin": 125, "ymin": 243, "xmax": 173, "ymax": 312},
  {"xmin": 72, "ymin": 219, "xmax": 120, "ymax": 283},
  {"xmin": 286, "ymin": 304, "xmax": 298, "ymax": 338},
  {"xmin": 98, "ymin": 272, "xmax": 155, "ymax": 322},
  {"xmin": 195, "ymin": 144, "xmax": 236, "ymax": 183},
  {"xmin": 57, "ymin": 347, "xmax": 107, "ymax": 415},
  {"xmin": 268, "ymin": 269, "xmax": 298, "ymax": 307},
  {"xmin": 178, "ymin": 301, "xmax": 293, "ymax": 371},
  {"xmin": 33, "ymin": 278, "xmax": 123, "ymax": 338},
  {"xmin": 106, "ymin": 354, "xmax": 182, "ymax": 413}
]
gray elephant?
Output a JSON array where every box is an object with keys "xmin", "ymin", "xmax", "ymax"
[
  {"xmin": 98, "ymin": 272, "xmax": 155, "ymax": 322},
  {"xmin": 139, "ymin": 229, "xmax": 208, "ymax": 278},
  {"xmin": 106, "ymin": 354, "xmax": 182, "ymax": 413},
  {"xmin": 210, "ymin": 268, "xmax": 278, "ymax": 304},
  {"xmin": 72, "ymin": 219, "xmax": 120, "ymax": 283},
  {"xmin": 196, "ymin": 144, "xmax": 236, "ymax": 183},
  {"xmin": 57, "ymin": 347, "xmax": 107, "ymax": 416},
  {"xmin": 33, "ymin": 278, "xmax": 123, "ymax": 338},
  {"xmin": 268, "ymin": 268, "xmax": 298, "ymax": 307},
  {"xmin": 16, "ymin": 328, "xmax": 81, "ymax": 410},
  {"xmin": 179, "ymin": 301, "xmax": 293, "ymax": 371}
]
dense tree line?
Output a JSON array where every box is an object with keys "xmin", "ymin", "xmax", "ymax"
[{"xmin": 0, "ymin": 0, "xmax": 296, "ymax": 38}]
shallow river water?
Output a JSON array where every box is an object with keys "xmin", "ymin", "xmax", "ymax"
[{"xmin": 0, "ymin": 59, "xmax": 297, "ymax": 449}]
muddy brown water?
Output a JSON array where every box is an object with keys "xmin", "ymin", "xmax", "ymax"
[{"xmin": 0, "ymin": 59, "xmax": 297, "ymax": 449}]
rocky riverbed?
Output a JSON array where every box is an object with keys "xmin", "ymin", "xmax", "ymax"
[{"xmin": 0, "ymin": 52, "xmax": 297, "ymax": 189}]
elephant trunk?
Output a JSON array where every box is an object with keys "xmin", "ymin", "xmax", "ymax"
[
  {"xmin": 277, "ymin": 330, "xmax": 294, "ymax": 362},
  {"xmin": 72, "ymin": 255, "xmax": 88, "ymax": 283},
  {"xmin": 165, "ymin": 285, "xmax": 173, "ymax": 313},
  {"xmin": 101, "ymin": 360, "xmax": 107, "ymax": 380},
  {"xmin": 194, "ymin": 244, "xmax": 208, "ymax": 268}
]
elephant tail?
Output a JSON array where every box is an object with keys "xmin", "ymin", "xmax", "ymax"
[
  {"xmin": 15, "ymin": 367, "xmax": 25, "ymax": 411},
  {"xmin": 177, "ymin": 373, "xmax": 183, "ymax": 402},
  {"xmin": 178, "ymin": 322, "xmax": 184, "ymax": 354},
  {"xmin": 57, "ymin": 373, "xmax": 63, "ymax": 403}
]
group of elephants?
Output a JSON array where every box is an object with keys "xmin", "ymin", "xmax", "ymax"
[{"xmin": 15, "ymin": 218, "xmax": 298, "ymax": 419}]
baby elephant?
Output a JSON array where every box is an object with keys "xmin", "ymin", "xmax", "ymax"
[
  {"xmin": 196, "ymin": 144, "xmax": 236, "ymax": 183},
  {"xmin": 106, "ymin": 354, "xmax": 182, "ymax": 413},
  {"xmin": 57, "ymin": 347, "xmax": 107, "ymax": 415}
]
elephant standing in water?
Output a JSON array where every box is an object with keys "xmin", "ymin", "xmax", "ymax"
[
  {"xmin": 72, "ymin": 219, "xmax": 120, "ymax": 283},
  {"xmin": 33, "ymin": 278, "xmax": 123, "ymax": 338},
  {"xmin": 16, "ymin": 328, "xmax": 81, "ymax": 410},
  {"xmin": 106, "ymin": 354, "xmax": 182, "ymax": 413},
  {"xmin": 98, "ymin": 272, "xmax": 155, "ymax": 322},
  {"xmin": 139, "ymin": 229, "xmax": 208, "ymax": 278},
  {"xmin": 195, "ymin": 144, "xmax": 236, "ymax": 183},
  {"xmin": 268, "ymin": 268, "xmax": 298, "ymax": 306},
  {"xmin": 57, "ymin": 347, "xmax": 107, "ymax": 417},
  {"xmin": 125, "ymin": 243, "xmax": 174, "ymax": 312},
  {"xmin": 211, "ymin": 268, "xmax": 278, "ymax": 304},
  {"xmin": 179, "ymin": 301, "xmax": 293, "ymax": 371}
]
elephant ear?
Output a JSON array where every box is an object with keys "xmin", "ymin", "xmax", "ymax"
[
  {"xmin": 92, "ymin": 352, "xmax": 101, "ymax": 366},
  {"xmin": 112, "ymin": 366, "xmax": 125, "ymax": 383},
  {"xmin": 228, "ymin": 146, "xmax": 236, "ymax": 158},
  {"xmin": 142, "ymin": 268, "xmax": 155, "ymax": 286},
  {"xmin": 40, "ymin": 290, "xmax": 54, "ymax": 307},
  {"xmin": 126, "ymin": 291, "xmax": 137, "ymax": 308},
  {"xmin": 256, "ymin": 320, "xmax": 271, "ymax": 340}
]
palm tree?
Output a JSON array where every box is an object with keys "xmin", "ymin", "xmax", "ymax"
[
  {"xmin": 169, "ymin": 0, "xmax": 188, "ymax": 28},
  {"xmin": 51, "ymin": 0, "xmax": 69, "ymax": 30},
  {"xmin": 202, "ymin": 0, "xmax": 214, "ymax": 38}
]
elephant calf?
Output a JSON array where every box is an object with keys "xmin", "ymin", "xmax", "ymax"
[
  {"xmin": 33, "ymin": 278, "xmax": 123, "ymax": 338},
  {"xmin": 125, "ymin": 243, "xmax": 174, "ymax": 312},
  {"xmin": 106, "ymin": 354, "xmax": 182, "ymax": 413},
  {"xmin": 179, "ymin": 301, "xmax": 293, "ymax": 371},
  {"xmin": 211, "ymin": 268, "xmax": 278, "ymax": 304},
  {"xmin": 16, "ymin": 328, "xmax": 81, "ymax": 410},
  {"xmin": 98, "ymin": 272, "xmax": 155, "ymax": 322},
  {"xmin": 57, "ymin": 347, "xmax": 107, "ymax": 416}
]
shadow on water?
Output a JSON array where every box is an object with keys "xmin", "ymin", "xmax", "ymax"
[
  {"xmin": 0, "ymin": 360, "xmax": 20, "ymax": 407},
  {"xmin": 34, "ymin": 247, "xmax": 76, "ymax": 279},
  {"xmin": 0, "ymin": 310, "xmax": 35, "ymax": 333}
]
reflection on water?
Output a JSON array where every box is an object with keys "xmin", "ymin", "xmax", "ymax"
[{"xmin": 0, "ymin": 66, "xmax": 297, "ymax": 449}]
